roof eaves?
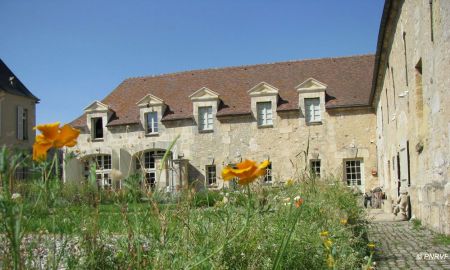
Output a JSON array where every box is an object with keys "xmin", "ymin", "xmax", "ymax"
[{"xmin": 369, "ymin": 0, "xmax": 394, "ymax": 107}]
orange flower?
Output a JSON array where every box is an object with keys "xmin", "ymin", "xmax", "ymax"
[
  {"xmin": 33, "ymin": 122, "xmax": 80, "ymax": 161},
  {"xmin": 294, "ymin": 196, "xmax": 304, "ymax": 208},
  {"xmin": 222, "ymin": 159, "xmax": 270, "ymax": 185}
]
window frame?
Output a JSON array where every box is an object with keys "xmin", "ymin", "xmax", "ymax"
[
  {"xmin": 83, "ymin": 155, "xmax": 113, "ymax": 189},
  {"xmin": 256, "ymin": 101, "xmax": 273, "ymax": 127},
  {"xmin": 344, "ymin": 159, "xmax": 363, "ymax": 189},
  {"xmin": 198, "ymin": 106, "xmax": 213, "ymax": 131},
  {"xmin": 145, "ymin": 111, "xmax": 159, "ymax": 135},
  {"xmin": 263, "ymin": 162, "xmax": 273, "ymax": 184},
  {"xmin": 205, "ymin": 165, "xmax": 217, "ymax": 186},
  {"xmin": 310, "ymin": 159, "xmax": 321, "ymax": 178},
  {"xmin": 304, "ymin": 98, "xmax": 321, "ymax": 123},
  {"xmin": 91, "ymin": 117, "xmax": 104, "ymax": 140}
]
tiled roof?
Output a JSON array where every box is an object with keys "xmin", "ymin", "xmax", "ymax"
[
  {"xmin": 0, "ymin": 59, "xmax": 39, "ymax": 101},
  {"xmin": 71, "ymin": 54, "xmax": 374, "ymax": 128}
]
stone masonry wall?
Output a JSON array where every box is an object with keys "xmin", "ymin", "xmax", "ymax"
[
  {"xmin": 373, "ymin": 0, "xmax": 450, "ymax": 234},
  {"xmin": 65, "ymin": 106, "xmax": 377, "ymax": 193}
]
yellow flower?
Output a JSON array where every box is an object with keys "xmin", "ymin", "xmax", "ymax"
[
  {"xmin": 367, "ymin": 243, "xmax": 376, "ymax": 250},
  {"xmin": 221, "ymin": 159, "xmax": 270, "ymax": 185},
  {"xmin": 285, "ymin": 179, "xmax": 294, "ymax": 186},
  {"xmin": 320, "ymin": 231, "xmax": 329, "ymax": 237},
  {"xmin": 326, "ymin": 254, "xmax": 335, "ymax": 268},
  {"xmin": 33, "ymin": 122, "xmax": 80, "ymax": 161},
  {"xmin": 340, "ymin": 218, "xmax": 348, "ymax": 225},
  {"xmin": 324, "ymin": 239, "xmax": 333, "ymax": 250}
]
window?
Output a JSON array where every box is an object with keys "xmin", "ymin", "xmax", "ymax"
[
  {"xmin": 344, "ymin": 160, "xmax": 363, "ymax": 188},
  {"xmin": 145, "ymin": 112, "xmax": 158, "ymax": 134},
  {"xmin": 305, "ymin": 98, "xmax": 321, "ymax": 123},
  {"xmin": 198, "ymin": 106, "xmax": 213, "ymax": 131},
  {"xmin": 92, "ymin": 117, "xmax": 103, "ymax": 139},
  {"xmin": 402, "ymin": 32, "xmax": 409, "ymax": 86},
  {"xmin": 430, "ymin": 0, "xmax": 434, "ymax": 42},
  {"xmin": 263, "ymin": 162, "xmax": 272, "ymax": 183},
  {"xmin": 17, "ymin": 106, "xmax": 28, "ymax": 140},
  {"xmin": 390, "ymin": 67, "xmax": 397, "ymax": 110},
  {"xmin": 206, "ymin": 165, "xmax": 217, "ymax": 185},
  {"xmin": 385, "ymin": 88, "xmax": 389, "ymax": 124},
  {"xmin": 83, "ymin": 155, "xmax": 112, "ymax": 189},
  {"xmin": 257, "ymin": 102, "xmax": 273, "ymax": 126},
  {"xmin": 310, "ymin": 160, "xmax": 321, "ymax": 177},
  {"xmin": 136, "ymin": 150, "xmax": 166, "ymax": 189}
]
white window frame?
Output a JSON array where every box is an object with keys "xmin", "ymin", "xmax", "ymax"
[
  {"xmin": 83, "ymin": 155, "xmax": 112, "ymax": 189},
  {"xmin": 91, "ymin": 117, "xmax": 104, "ymax": 140},
  {"xmin": 263, "ymin": 162, "xmax": 273, "ymax": 183},
  {"xmin": 257, "ymin": 101, "xmax": 273, "ymax": 127},
  {"xmin": 305, "ymin": 98, "xmax": 321, "ymax": 123},
  {"xmin": 310, "ymin": 159, "xmax": 321, "ymax": 177},
  {"xmin": 198, "ymin": 106, "xmax": 213, "ymax": 131},
  {"xmin": 136, "ymin": 150, "xmax": 165, "ymax": 189},
  {"xmin": 344, "ymin": 159, "xmax": 364, "ymax": 190},
  {"xmin": 206, "ymin": 165, "xmax": 217, "ymax": 186},
  {"xmin": 145, "ymin": 111, "xmax": 158, "ymax": 134}
]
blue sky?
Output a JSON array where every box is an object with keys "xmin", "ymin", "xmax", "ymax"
[{"xmin": 0, "ymin": 0, "xmax": 384, "ymax": 125}]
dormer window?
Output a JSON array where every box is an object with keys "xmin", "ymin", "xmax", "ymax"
[
  {"xmin": 145, "ymin": 112, "xmax": 158, "ymax": 134},
  {"xmin": 92, "ymin": 117, "xmax": 103, "ymax": 140},
  {"xmin": 257, "ymin": 102, "xmax": 273, "ymax": 126},
  {"xmin": 136, "ymin": 94, "xmax": 165, "ymax": 136},
  {"xmin": 84, "ymin": 101, "xmax": 111, "ymax": 142},
  {"xmin": 189, "ymin": 87, "xmax": 220, "ymax": 133},
  {"xmin": 296, "ymin": 78, "xmax": 327, "ymax": 125},
  {"xmin": 198, "ymin": 106, "xmax": 213, "ymax": 131},
  {"xmin": 305, "ymin": 98, "xmax": 321, "ymax": 123},
  {"xmin": 247, "ymin": 82, "xmax": 279, "ymax": 128}
]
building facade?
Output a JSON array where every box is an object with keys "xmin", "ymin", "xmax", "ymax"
[
  {"xmin": 0, "ymin": 59, "xmax": 39, "ymax": 150},
  {"xmin": 65, "ymin": 55, "xmax": 378, "ymax": 193},
  {"xmin": 372, "ymin": 0, "xmax": 450, "ymax": 233}
]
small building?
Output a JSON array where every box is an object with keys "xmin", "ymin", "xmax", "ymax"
[
  {"xmin": 0, "ymin": 59, "xmax": 39, "ymax": 150},
  {"xmin": 371, "ymin": 0, "xmax": 450, "ymax": 234},
  {"xmin": 65, "ymin": 55, "xmax": 378, "ymax": 193}
]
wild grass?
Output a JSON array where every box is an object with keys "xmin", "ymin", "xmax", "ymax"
[{"xmin": 0, "ymin": 148, "xmax": 372, "ymax": 269}]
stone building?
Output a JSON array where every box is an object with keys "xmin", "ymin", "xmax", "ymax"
[
  {"xmin": 0, "ymin": 59, "xmax": 39, "ymax": 150},
  {"xmin": 65, "ymin": 55, "xmax": 378, "ymax": 193},
  {"xmin": 371, "ymin": 0, "xmax": 450, "ymax": 233}
]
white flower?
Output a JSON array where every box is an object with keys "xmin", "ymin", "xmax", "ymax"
[{"xmin": 11, "ymin": 193, "xmax": 21, "ymax": 200}]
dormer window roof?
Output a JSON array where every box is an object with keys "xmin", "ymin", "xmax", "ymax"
[
  {"xmin": 247, "ymin": 82, "xmax": 279, "ymax": 97},
  {"xmin": 189, "ymin": 87, "xmax": 220, "ymax": 101},
  {"xmin": 136, "ymin": 93, "xmax": 165, "ymax": 108},
  {"xmin": 84, "ymin": 101, "xmax": 111, "ymax": 113},
  {"xmin": 296, "ymin": 78, "xmax": 327, "ymax": 93}
]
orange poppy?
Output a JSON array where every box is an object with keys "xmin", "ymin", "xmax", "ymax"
[
  {"xmin": 33, "ymin": 122, "xmax": 80, "ymax": 161},
  {"xmin": 222, "ymin": 159, "xmax": 270, "ymax": 185}
]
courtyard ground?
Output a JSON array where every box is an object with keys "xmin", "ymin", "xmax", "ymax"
[{"xmin": 368, "ymin": 209, "xmax": 450, "ymax": 270}]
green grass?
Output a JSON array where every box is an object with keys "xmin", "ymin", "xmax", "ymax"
[
  {"xmin": 433, "ymin": 233, "xmax": 450, "ymax": 246},
  {"xmin": 1, "ymin": 146, "xmax": 372, "ymax": 269}
]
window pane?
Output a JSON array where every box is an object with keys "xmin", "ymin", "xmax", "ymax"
[
  {"xmin": 199, "ymin": 107, "xmax": 213, "ymax": 130},
  {"xmin": 146, "ymin": 112, "xmax": 158, "ymax": 133},
  {"xmin": 257, "ymin": 102, "xmax": 272, "ymax": 126}
]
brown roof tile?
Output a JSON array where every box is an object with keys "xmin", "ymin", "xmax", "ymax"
[{"xmin": 71, "ymin": 54, "xmax": 374, "ymax": 128}]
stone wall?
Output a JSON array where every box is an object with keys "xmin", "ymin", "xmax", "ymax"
[
  {"xmin": 0, "ymin": 91, "xmax": 36, "ymax": 149},
  {"xmin": 373, "ymin": 0, "xmax": 450, "ymax": 234},
  {"xmin": 64, "ymin": 105, "xmax": 377, "ymax": 193}
]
